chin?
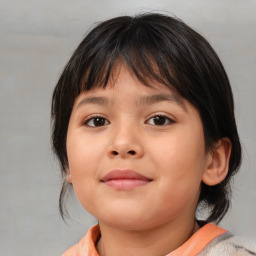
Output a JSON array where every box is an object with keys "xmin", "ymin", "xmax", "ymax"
[
  {"xmin": 98, "ymin": 210, "xmax": 152, "ymax": 231},
  {"xmin": 103, "ymin": 214, "xmax": 165, "ymax": 232}
]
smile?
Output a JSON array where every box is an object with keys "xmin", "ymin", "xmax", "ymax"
[{"xmin": 100, "ymin": 169, "xmax": 153, "ymax": 190}]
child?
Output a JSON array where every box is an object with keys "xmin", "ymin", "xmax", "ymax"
[{"xmin": 51, "ymin": 13, "xmax": 255, "ymax": 256}]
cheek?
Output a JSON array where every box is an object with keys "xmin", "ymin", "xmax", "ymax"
[
  {"xmin": 153, "ymin": 131, "xmax": 206, "ymax": 171},
  {"xmin": 153, "ymin": 142, "xmax": 205, "ymax": 220},
  {"xmin": 67, "ymin": 131, "xmax": 103, "ymax": 170},
  {"xmin": 151, "ymin": 128, "xmax": 206, "ymax": 195},
  {"xmin": 66, "ymin": 136, "xmax": 99, "ymax": 211},
  {"xmin": 66, "ymin": 130, "xmax": 108, "ymax": 195}
]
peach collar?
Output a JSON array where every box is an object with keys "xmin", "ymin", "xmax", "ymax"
[{"xmin": 64, "ymin": 223, "xmax": 227, "ymax": 256}]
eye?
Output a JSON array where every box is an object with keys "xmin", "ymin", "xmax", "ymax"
[
  {"xmin": 84, "ymin": 116, "xmax": 110, "ymax": 127},
  {"xmin": 146, "ymin": 115, "xmax": 174, "ymax": 126}
]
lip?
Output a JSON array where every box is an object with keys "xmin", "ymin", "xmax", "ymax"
[{"xmin": 100, "ymin": 169, "xmax": 152, "ymax": 190}]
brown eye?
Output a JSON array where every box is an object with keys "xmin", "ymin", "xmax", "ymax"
[
  {"xmin": 85, "ymin": 117, "xmax": 110, "ymax": 127},
  {"xmin": 147, "ymin": 115, "xmax": 174, "ymax": 126}
]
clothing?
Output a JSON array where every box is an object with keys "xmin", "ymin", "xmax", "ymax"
[{"xmin": 63, "ymin": 224, "xmax": 256, "ymax": 256}]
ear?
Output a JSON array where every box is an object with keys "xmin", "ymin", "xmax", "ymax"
[
  {"xmin": 66, "ymin": 169, "xmax": 72, "ymax": 184},
  {"xmin": 202, "ymin": 138, "xmax": 232, "ymax": 186}
]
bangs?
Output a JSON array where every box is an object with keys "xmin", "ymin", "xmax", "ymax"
[{"xmin": 72, "ymin": 16, "xmax": 185, "ymax": 97}]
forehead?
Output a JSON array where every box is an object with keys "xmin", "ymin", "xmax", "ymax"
[
  {"xmin": 82, "ymin": 63, "xmax": 180, "ymax": 95},
  {"xmin": 74, "ymin": 66, "xmax": 186, "ymax": 111}
]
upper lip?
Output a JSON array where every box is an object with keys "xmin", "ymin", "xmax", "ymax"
[{"xmin": 101, "ymin": 169, "xmax": 152, "ymax": 182}]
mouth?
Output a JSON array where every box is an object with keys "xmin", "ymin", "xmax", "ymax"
[{"xmin": 100, "ymin": 169, "xmax": 153, "ymax": 190}]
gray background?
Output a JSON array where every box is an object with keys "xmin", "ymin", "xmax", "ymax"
[{"xmin": 0, "ymin": 0, "xmax": 255, "ymax": 255}]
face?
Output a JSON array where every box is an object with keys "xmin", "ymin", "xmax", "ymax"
[{"xmin": 66, "ymin": 66, "xmax": 211, "ymax": 231}]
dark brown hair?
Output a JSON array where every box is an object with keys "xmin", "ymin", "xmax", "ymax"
[{"xmin": 51, "ymin": 13, "xmax": 241, "ymax": 223}]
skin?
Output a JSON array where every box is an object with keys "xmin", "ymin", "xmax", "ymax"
[{"xmin": 66, "ymin": 66, "xmax": 231, "ymax": 256}]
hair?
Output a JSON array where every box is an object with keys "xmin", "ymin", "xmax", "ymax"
[{"xmin": 51, "ymin": 13, "xmax": 241, "ymax": 223}]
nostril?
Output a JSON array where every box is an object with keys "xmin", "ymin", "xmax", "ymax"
[
  {"xmin": 128, "ymin": 150, "xmax": 136, "ymax": 155},
  {"xmin": 110, "ymin": 150, "xmax": 136, "ymax": 156}
]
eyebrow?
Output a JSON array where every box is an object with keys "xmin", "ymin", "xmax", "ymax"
[
  {"xmin": 76, "ymin": 93, "xmax": 186, "ymax": 111},
  {"xmin": 76, "ymin": 96, "xmax": 111, "ymax": 109},
  {"xmin": 138, "ymin": 93, "xmax": 186, "ymax": 110}
]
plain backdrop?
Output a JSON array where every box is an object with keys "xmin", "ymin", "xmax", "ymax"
[{"xmin": 0, "ymin": 0, "xmax": 255, "ymax": 255}]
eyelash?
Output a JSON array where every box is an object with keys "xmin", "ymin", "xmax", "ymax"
[
  {"xmin": 82, "ymin": 114, "xmax": 175, "ymax": 128},
  {"xmin": 146, "ymin": 114, "xmax": 175, "ymax": 126},
  {"xmin": 83, "ymin": 115, "xmax": 110, "ymax": 127}
]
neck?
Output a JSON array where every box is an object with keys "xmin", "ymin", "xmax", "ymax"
[{"xmin": 97, "ymin": 218, "xmax": 200, "ymax": 256}]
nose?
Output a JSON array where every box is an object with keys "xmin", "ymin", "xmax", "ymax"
[{"xmin": 107, "ymin": 125, "xmax": 144, "ymax": 159}]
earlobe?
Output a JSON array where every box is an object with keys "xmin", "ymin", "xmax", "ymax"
[
  {"xmin": 66, "ymin": 170, "xmax": 72, "ymax": 184},
  {"xmin": 202, "ymin": 138, "xmax": 232, "ymax": 186}
]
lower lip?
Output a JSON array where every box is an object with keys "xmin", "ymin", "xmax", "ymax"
[{"xmin": 103, "ymin": 179, "xmax": 151, "ymax": 190}]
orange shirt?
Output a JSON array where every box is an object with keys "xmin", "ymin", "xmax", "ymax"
[{"xmin": 62, "ymin": 223, "xmax": 227, "ymax": 256}]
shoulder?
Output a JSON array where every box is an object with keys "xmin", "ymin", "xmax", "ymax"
[
  {"xmin": 199, "ymin": 230, "xmax": 256, "ymax": 256},
  {"xmin": 173, "ymin": 222, "xmax": 256, "ymax": 256},
  {"xmin": 62, "ymin": 225, "xmax": 101, "ymax": 256},
  {"xmin": 62, "ymin": 243, "xmax": 79, "ymax": 256}
]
